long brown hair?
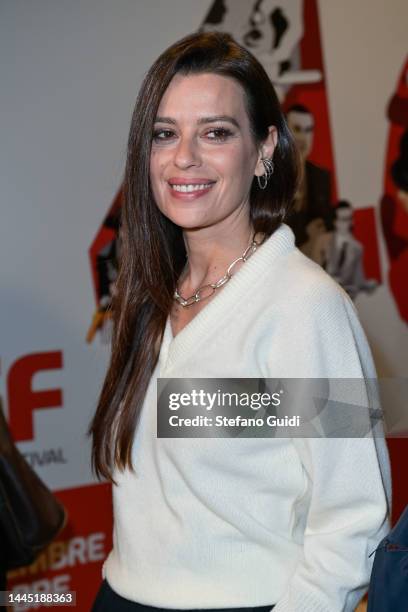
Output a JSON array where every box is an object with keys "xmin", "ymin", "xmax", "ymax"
[{"xmin": 88, "ymin": 31, "xmax": 300, "ymax": 483}]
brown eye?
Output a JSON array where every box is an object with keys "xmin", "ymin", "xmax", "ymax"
[
  {"xmin": 152, "ymin": 129, "xmax": 175, "ymax": 142},
  {"xmin": 205, "ymin": 128, "xmax": 233, "ymax": 142}
]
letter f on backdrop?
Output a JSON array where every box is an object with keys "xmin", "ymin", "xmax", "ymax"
[{"xmin": 7, "ymin": 351, "xmax": 63, "ymax": 442}]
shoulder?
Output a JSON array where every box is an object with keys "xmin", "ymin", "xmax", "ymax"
[
  {"xmin": 269, "ymin": 246, "xmax": 351, "ymax": 315},
  {"xmin": 260, "ymin": 249, "xmax": 376, "ymax": 378},
  {"xmin": 252, "ymin": 224, "xmax": 356, "ymax": 324}
]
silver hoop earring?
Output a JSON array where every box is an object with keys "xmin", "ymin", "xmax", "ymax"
[{"xmin": 257, "ymin": 157, "xmax": 274, "ymax": 190}]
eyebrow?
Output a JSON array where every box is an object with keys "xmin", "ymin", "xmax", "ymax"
[{"xmin": 154, "ymin": 115, "xmax": 240, "ymax": 128}]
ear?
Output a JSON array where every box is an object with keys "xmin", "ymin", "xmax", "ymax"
[{"xmin": 254, "ymin": 125, "xmax": 278, "ymax": 177}]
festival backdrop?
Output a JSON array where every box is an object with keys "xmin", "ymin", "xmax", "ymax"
[{"xmin": 1, "ymin": 1, "xmax": 407, "ymax": 610}]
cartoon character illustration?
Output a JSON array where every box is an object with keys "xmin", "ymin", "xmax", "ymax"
[
  {"xmin": 310, "ymin": 201, "xmax": 378, "ymax": 300},
  {"xmin": 200, "ymin": 0, "xmax": 321, "ymax": 99},
  {"xmin": 87, "ymin": 192, "xmax": 122, "ymax": 343},
  {"xmin": 285, "ymin": 104, "xmax": 333, "ymax": 247},
  {"xmin": 392, "ymin": 131, "xmax": 408, "ymax": 215},
  {"xmin": 95, "ymin": 211, "xmax": 121, "ymax": 310},
  {"xmin": 380, "ymin": 58, "xmax": 408, "ymax": 323}
]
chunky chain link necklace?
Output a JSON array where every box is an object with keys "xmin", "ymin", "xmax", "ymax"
[{"xmin": 174, "ymin": 232, "xmax": 266, "ymax": 308}]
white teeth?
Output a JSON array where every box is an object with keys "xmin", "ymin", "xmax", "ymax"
[{"xmin": 170, "ymin": 183, "xmax": 213, "ymax": 192}]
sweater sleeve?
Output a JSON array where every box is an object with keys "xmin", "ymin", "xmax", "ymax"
[{"xmin": 272, "ymin": 283, "xmax": 391, "ymax": 612}]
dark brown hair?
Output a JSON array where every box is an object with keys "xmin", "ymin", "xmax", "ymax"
[{"xmin": 88, "ymin": 31, "xmax": 299, "ymax": 483}]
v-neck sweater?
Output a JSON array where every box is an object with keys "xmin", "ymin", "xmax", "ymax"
[{"xmin": 102, "ymin": 224, "xmax": 391, "ymax": 612}]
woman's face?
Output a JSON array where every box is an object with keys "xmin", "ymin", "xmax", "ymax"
[{"xmin": 149, "ymin": 72, "xmax": 272, "ymax": 231}]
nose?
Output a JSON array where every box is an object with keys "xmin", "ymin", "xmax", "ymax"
[{"xmin": 173, "ymin": 135, "xmax": 201, "ymax": 169}]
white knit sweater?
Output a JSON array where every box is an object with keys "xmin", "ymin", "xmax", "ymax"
[{"xmin": 102, "ymin": 224, "xmax": 391, "ymax": 611}]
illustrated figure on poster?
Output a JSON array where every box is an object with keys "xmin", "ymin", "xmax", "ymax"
[
  {"xmin": 87, "ymin": 207, "xmax": 121, "ymax": 343},
  {"xmin": 96, "ymin": 211, "xmax": 121, "ymax": 310},
  {"xmin": 200, "ymin": 0, "xmax": 321, "ymax": 99},
  {"xmin": 380, "ymin": 58, "xmax": 408, "ymax": 323},
  {"xmin": 311, "ymin": 201, "xmax": 378, "ymax": 300},
  {"xmin": 391, "ymin": 130, "xmax": 408, "ymax": 217},
  {"xmin": 285, "ymin": 104, "xmax": 333, "ymax": 248}
]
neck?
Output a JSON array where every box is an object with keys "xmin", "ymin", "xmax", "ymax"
[{"xmin": 179, "ymin": 213, "xmax": 254, "ymax": 291}]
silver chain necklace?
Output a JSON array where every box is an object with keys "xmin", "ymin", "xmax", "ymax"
[{"xmin": 174, "ymin": 232, "xmax": 265, "ymax": 308}]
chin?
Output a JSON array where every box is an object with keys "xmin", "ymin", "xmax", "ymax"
[
  {"xmin": 160, "ymin": 207, "xmax": 209, "ymax": 230},
  {"xmin": 172, "ymin": 217, "xmax": 210, "ymax": 231}
]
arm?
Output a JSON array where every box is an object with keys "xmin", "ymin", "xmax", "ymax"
[{"xmin": 273, "ymin": 283, "xmax": 391, "ymax": 612}]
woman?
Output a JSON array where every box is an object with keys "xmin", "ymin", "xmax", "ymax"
[{"xmin": 89, "ymin": 31, "xmax": 391, "ymax": 611}]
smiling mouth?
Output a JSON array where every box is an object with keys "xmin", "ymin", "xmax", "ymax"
[{"xmin": 169, "ymin": 182, "xmax": 215, "ymax": 193}]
